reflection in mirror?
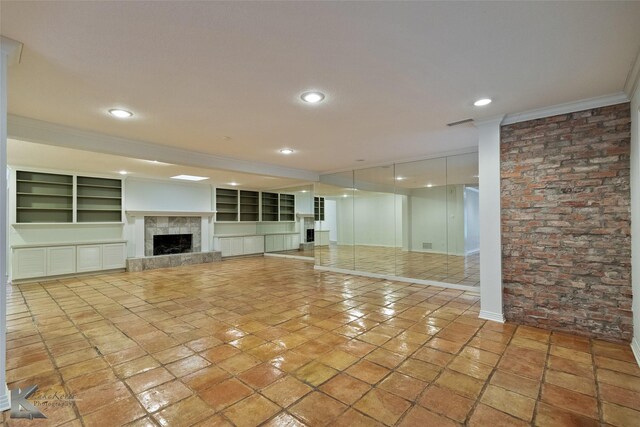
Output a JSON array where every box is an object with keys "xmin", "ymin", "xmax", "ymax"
[
  {"xmin": 256, "ymin": 184, "xmax": 315, "ymax": 258},
  {"xmin": 354, "ymin": 166, "xmax": 397, "ymax": 275},
  {"xmin": 315, "ymin": 171, "xmax": 354, "ymax": 270},
  {"xmin": 446, "ymin": 153, "xmax": 480, "ymax": 286}
]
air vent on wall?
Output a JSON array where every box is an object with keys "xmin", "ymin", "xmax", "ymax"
[
  {"xmin": 446, "ymin": 118, "xmax": 474, "ymax": 127},
  {"xmin": 423, "ymin": 242, "xmax": 433, "ymax": 250}
]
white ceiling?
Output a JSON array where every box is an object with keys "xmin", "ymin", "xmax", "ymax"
[
  {"xmin": 2, "ymin": 1, "xmax": 640, "ymax": 175},
  {"xmin": 8, "ymin": 139, "xmax": 307, "ymax": 190}
]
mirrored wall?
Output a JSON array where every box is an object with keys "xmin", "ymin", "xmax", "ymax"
[{"xmin": 315, "ymin": 152, "xmax": 479, "ymax": 287}]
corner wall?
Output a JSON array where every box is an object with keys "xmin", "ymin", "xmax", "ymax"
[
  {"xmin": 501, "ymin": 103, "xmax": 632, "ymax": 342},
  {"xmin": 631, "ymin": 84, "xmax": 640, "ymax": 361}
]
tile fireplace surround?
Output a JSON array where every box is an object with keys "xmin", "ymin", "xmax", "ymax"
[{"xmin": 145, "ymin": 216, "xmax": 202, "ymax": 256}]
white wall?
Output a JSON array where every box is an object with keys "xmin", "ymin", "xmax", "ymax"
[
  {"xmin": 333, "ymin": 192, "xmax": 401, "ymax": 247},
  {"xmin": 325, "ymin": 199, "xmax": 337, "ymax": 242},
  {"xmin": 631, "ymin": 82, "xmax": 640, "ymax": 364},
  {"xmin": 124, "ymin": 177, "xmax": 213, "ymax": 211},
  {"xmin": 464, "ymin": 186, "xmax": 480, "ymax": 254}
]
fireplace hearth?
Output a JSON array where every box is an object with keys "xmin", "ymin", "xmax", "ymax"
[{"xmin": 153, "ymin": 234, "xmax": 192, "ymax": 256}]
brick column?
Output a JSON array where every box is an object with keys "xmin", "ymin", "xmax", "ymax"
[{"xmin": 476, "ymin": 116, "xmax": 505, "ymax": 322}]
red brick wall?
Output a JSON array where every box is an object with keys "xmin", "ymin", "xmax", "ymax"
[{"xmin": 501, "ymin": 103, "xmax": 632, "ymax": 342}]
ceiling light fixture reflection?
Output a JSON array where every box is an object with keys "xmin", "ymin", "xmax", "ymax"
[
  {"xmin": 473, "ymin": 98, "xmax": 492, "ymax": 107},
  {"xmin": 171, "ymin": 175, "xmax": 209, "ymax": 181},
  {"xmin": 396, "ymin": 177, "xmax": 404, "ymax": 181},
  {"xmin": 119, "ymin": 170, "xmax": 128, "ymax": 175},
  {"xmin": 300, "ymin": 91, "xmax": 325, "ymax": 103},
  {"xmin": 108, "ymin": 109, "xmax": 133, "ymax": 118},
  {"xmin": 426, "ymin": 184, "xmax": 433, "ymax": 188},
  {"xmin": 280, "ymin": 148, "xmax": 294, "ymax": 155},
  {"xmin": 228, "ymin": 182, "xmax": 239, "ymax": 186}
]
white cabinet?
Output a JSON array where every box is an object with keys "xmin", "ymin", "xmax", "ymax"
[
  {"xmin": 214, "ymin": 236, "xmax": 263, "ymax": 257},
  {"xmin": 284, "ymin": 234, "xmax": 300, "ymax": 250},
  {"xmin": 13, "ymin": 248, "xmax": 47, "ymax": 280},
  {"xmin": 77, "ymin": 245, "xmax": 103, "ymax": 272},
  {"xmin": 265, "ymin": 234, "xmax": 285, "ymax": 252},
  {"xmin": 243, "ymin": 236, "xmax": 265, "ymax": 254},
  {"xmin": 12, "ymin": 241, "xmax": 127, "ymax": 281},
  {"xmin": 102, "ymin": 243, "xmax": 127, "ymax": 269},
  {"xmin": 47, "ymin": 246, "xmax": 76, "ymax": 276}
]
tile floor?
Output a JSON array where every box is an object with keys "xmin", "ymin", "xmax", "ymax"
[
  {"xmin": 2, "ymin": 257, "xmax": 638, "ymax": 426},
  {"xmin": 316, "ymin": 245, "xmax": 480, "ymax": 287}
]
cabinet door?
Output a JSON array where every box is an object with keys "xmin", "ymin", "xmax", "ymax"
[
  {"xmin": 13, "ymin": 248, "xmax": 47, "ymax": 279},
  {"xmin": 230, "ymin": 237, "xmax": 244, "ymax": 256},
  {"xmin": 243, "ymin": 236, "xmax": 264, "ymax": 254},
  {"xmin": 291, "ymin": 234, "xmax": 300, "ymax": 249},
  {"xmin": 102, "ymin": 243, "xmax": 126, "ymax": 269},
  {"xmin": 266, "ymin": 234, "xmax": 285, "ymax": 252},
  {"xmin": 217, "ymin": 238, "xmax": 231, "ymax": 257},
  {"xmin": 47, "ymin": 246, "xmax": 76, "ymax": 276},
  {"xmin": 77, "ymin": 245, "xmax": 103, "ymax": 272}
]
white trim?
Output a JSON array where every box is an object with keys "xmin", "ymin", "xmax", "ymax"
[
  {"xmin": 0, "ymin": 36, "xmax": 22, "ymax": 64},
  {"xmin": 0, "ymin": 383, "xmax": 9, "ymax": 412},
  {"xmin": 502, "ymin": 92, "xmax": 630, "ymax": 125},
  {"xmin": 264, "ymin": 253, "xmax": 314, "ymax": 262},
  {"xmin": 7, "ymin": 115, "xmax": 319, "ymax": 182},
  {"xmin": 632, "ymin": 337, "xmax": 640, "ymax": 367},
  {"xmin": 313, "ymin": 265, "xmax": 480, "ymax": 292},
  {"xmin": 624, "ymin": 46, "xmax": 640, "ymax": 98},
  {"xmin": 479, "ymin": 310, "xmax": 505, "ymax": 323}
]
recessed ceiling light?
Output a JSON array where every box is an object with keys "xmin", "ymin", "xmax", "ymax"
[
  {"xmin": 108, "ymin": 109, "xmax": 133, "ymax": 118},
  {"xmin": 473, "ymin": 98, "xmax": 492, "ymax": 107},
  {"xmin": 342, "ymin": 194, "xmax": 348, "ymax": 198},
  {"xmin": 171, "ymin": 175, "xmax": 208, "ymax": 181},
  {"xmin": 119, "ymin": 170, "xmax": 128, "ymax": 175},
  {"xmin": 228, "ymin": 182, "xmax": 239, "ymax": 186},
  {"xmin": 280, "ymin": 148, "xmax": 294, "ymax": 155},
  {"xmin": 300, "ymin": 91, "xmax": 325, "ymax": 103},
  {"xmin": 426, "ymin": 184, "xmax": 433, "ymax": 188},
  {"xmin": 396, "ymin": 177, "xmax": 404, "ymax": 181},
  {"xmin": 301, "ymin": 190, "xmax": 308, "ymax": 193}
]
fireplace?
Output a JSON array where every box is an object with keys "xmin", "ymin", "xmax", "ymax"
[
  {"xmin": 306, "ymin": 229, "xmax": 315, "ymax": 243},
  {"xmin": 153, "ymin": 234, "xmax": 193, "ymax": 256}
]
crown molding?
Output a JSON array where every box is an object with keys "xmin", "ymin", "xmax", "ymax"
[
  {"xmin": 7, "ymin": 115, "xmax": 319, "ymax": 182},
  {"xmin": 502, "ymin": 92, "xmax": 629, "ymax": 125},
  {"xmin": 473, "ymin": 115, "xmax": 505, "ymax": 128},
  {"xmin": 624, "ymin": 46, "xmax": 640, "ymax": 98},
  {"xmin": 0, "ymin": 36, "xmax": 23, "ymax": 65}
]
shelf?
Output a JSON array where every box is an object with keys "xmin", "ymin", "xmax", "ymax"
[
  {"xmin": 16, "ymin": 179, "xmax": 72, "ymax": 186},
  {"xmin": 77, "ymin": 209, "xmax": 122, "ymax": 212},
  {"xmin": 17, "ymin": 192, "xmax": 72, "ymax": 197},
  {"xmin": 76, "ymin": 184, "xmax": 121, "ymax": 189},
  {"xmin": 77, "ymin": 195, "xmax": 121, "ymax": 200},
  {"xmin": 17, "ymin": 207, "xmax": 72, "ymax": 211}
]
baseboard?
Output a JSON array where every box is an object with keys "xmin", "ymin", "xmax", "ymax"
[
  {"xmin": 313, "ymin": 265, "xmax": 479, "ymax": 292},
  {"xmin": 631, "ymin": 337, "xmax": 640, "ymax": 367},
  {"xmin": 479, "ymin": 310, "xmax": 505, "ymax": 323},
  {"xmin": 264, "ymin": 253, "xmax": 314, "ymax": 262},
  {"xmin": 0, "ymin": 383, "xmax": 10, "ymax": 412}
]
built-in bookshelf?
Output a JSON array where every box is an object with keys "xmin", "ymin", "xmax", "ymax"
[
  {"xmin": 261, "ymin": 192, "xmax": 279, "ymax": 222},
  {"xmin": 216, "ymin": 188, "xmax": 239, "ymax": 222},
  {"xmin": 16, "ymin": 171, "xmax": 73, "ymax": 223},
  {"xmin": 76, "ymin": 176, "xmax": 122, "ymax": 222},
  {"xmin": 239, "ymin": 190, "xmax": 259, "ymax": 222},
  {"xmin": 314, "ymin": 197, "xmax": 325, "ymax": 221},
  {"xmin": 279, "ymin": 193, "xmax": 295, "ymax": 222}
]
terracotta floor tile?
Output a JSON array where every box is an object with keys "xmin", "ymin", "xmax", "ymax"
[
  {"xmin": 200, "ymin": 378, "xmax": 253, "ymax": 411},
  {"xmin": 65, "ymin": 368, "xmax": 119, "ymax": 393},
  {"xmin": 152, "ymin": 345, "xmax": 194, "ymax": 364},
  {"xmin": 192, "ymin": 414, "xmax": 235, "ymax": 427},
  {"xmin": 166, "ymin": 354, "xmax": 210, "ymax": 377},
  {"xmin": 598, "ymin": 368, "xmax": 640, "ymax": 392},
  {"xmin": 82, "ymin": 395, "xmax": 146, "ymax": 427},
  {"xmin": 113, "ymin": 355, "xmax": 160, "ymax": 379},
  {"xmin": 489, "ymin": 370, "xmax": 541, "ymax": 399},
  {"xmin": 104, "ymin": 346, "xmax": 148, "ymax": 366},
  {"xmin": 541, "ymin": 383, "xmax": 599, "ymax": 419},
  {"xmin": 378, "ymin": 372, "xmax": 426, "ymax": 401},
  {"xmin": 338, "ymin": 339, "xmax": 377, "ymax": 357},
  {"xmin": 459, "ymin": 345, "xmax": 501, "ymax": 367},
  {"xmin": 435, "ymin": 370, "xmax": 485, "ymax": 399},
  {"xmin": 318, "ymin": 349, "xmax": 359, "ymax": 370},
  {"xmin": 545, "ymin": 369, "xmax": 596, "ymax": 396},
  {"xmin": 426, "ymin": 337, "xmax": 465, "ymax": 354},
  {"xmin": 498, "ymin": 354, "xmax": 545, "ymax": 380},
  {"xmin": 398, "ymin": 405, "xmax": 459, "ymax": 427},
  {"xmin": 153, "ymin": 395, "xmax": 214, "ymax": 427},
  {"xmin": 595, "ymin": 355, "xmax": 640, "ymax": 377},
  {"xmin": 346, "ymin": 360, "xmax": 391, "ymax": 384},
  {"xmin": 547, "ymin": 355, "xmax": 594, "ymax": 378},
  {"xmin": 602, "ymin": 402, "xmax": 640, "ymax": 427},
  {"xmin": 480, "ymin": 384, "xmax": 536, "ymax": 422},
  {"xmin": 534, "ymin": 402, "xmax": 600, "ymax": 427},
  {"xmin": 412, "ymin": 347, "xmax": 454, "ymax": 367},
  {"xmin": 599, "ymin": 382, "xmax": 640, "ymax": 409},
  {"xmin": 289, "ymin": 392, "xmax": 347, "ymax": 426},
  {"xmin": 218, "ymin": 353, "xmax": 262, "ymax": 375},
  {"xmin": 237, "ymin": 362, "xmax": 285, "ymax": 389},
  {"xmin": 181, "ymin": 365, "xmax": 230, "ymax": 392},
  {"xmin": 136, "ymin": 380, "xmax": 192, "ymax": 413},
  {"xmin": 294, "ymin": 361, "xmax": 338, "ymax": 386},
  {"xmin": 223, "ymin": 393, "xmax": 281, "ymax": 427},
  {"xmin": 60, "ymin": 357, "xmax": 109, "ymax": 381},
  {"xmin": 419, "ymin": 384, "xmax": 475, "ymax": 422},
  {"xmin": 354, "ymin": 388, "xmax": 411, "ymax": 426},
  {"xmin": 332, "ymin": 408, "xmax": 385, "ymax": 427},
  {"xmin": 592, "ymin": 340, "xmax": 637, "ymax": 363},
  {"xmin": 467, "ymin": 403, "xmax": 530, "ymax": 427},
  {"xmin": 126, "ymin": 366, "xmax": 174, "ymax": 394},
  {"xmin": 262, "ymin": 412, "xmax": 307, "ymax": 427},
  {"xmin": 364, "ymin": 348, "xmax": 406, "ymax": 369},
  {"xmin": 396, "ymin": 358, "xmax": 440, "ymax": 382},
  {"xmin": 262, "ymin": 375, "xmax": 313, "ymax": 407},
  {"xmin": 549, "ymin": 345, "xmax": 592, "ymax": 365},
  {"xmin": 448, "ymin": 355, "xmax": 493, "ymax": 381},
  {"xmin": 247, "ymin": 342, "xmax": 287, "ymax": 361},
  {"xmin": 319, "ymin": 373, "xmax": 371, "ymax": 405},
  {"xmin": 269, "ymin": 350, "xmax": 312, "ymax": 373}
]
